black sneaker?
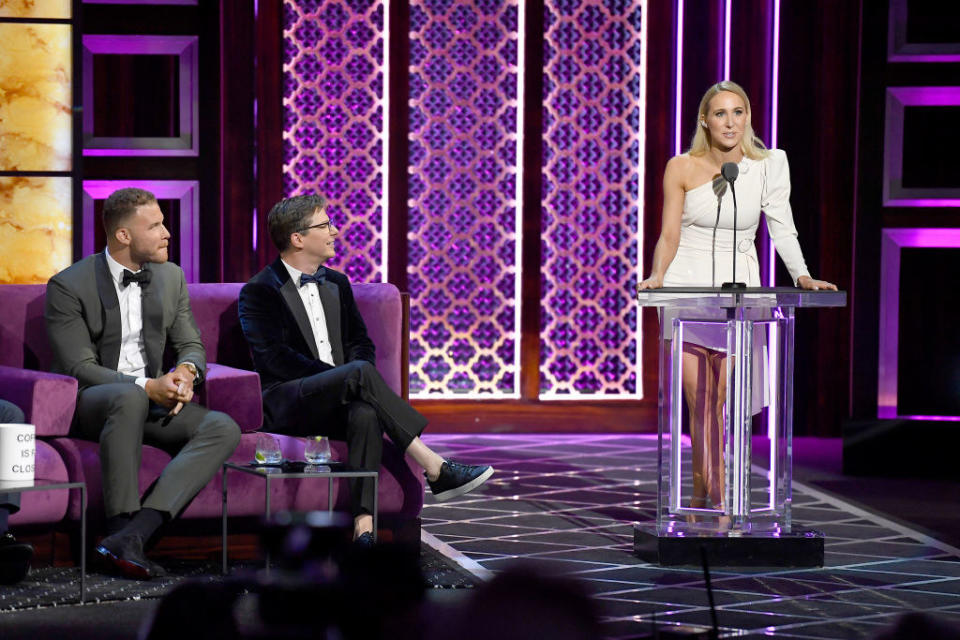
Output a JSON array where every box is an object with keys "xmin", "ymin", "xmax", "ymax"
[
  {"xmin": 353, "ymin": 531, "xmax": 375, "ymax": 547},
  {"xmin": 427, "ymin": 461, "xmax": 494, "ymax": 502}
]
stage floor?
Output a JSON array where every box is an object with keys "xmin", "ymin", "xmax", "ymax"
[{"xmin": 421, "ymin": 434, "xmax": 960, "ymax": 639}]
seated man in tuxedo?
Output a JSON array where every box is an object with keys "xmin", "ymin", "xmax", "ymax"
[
  {"xmin": 44, "ymin": 187, "xmax": 241, "ymax": 579},
  {"xmin": 0, "ymin": 399, "xmax": 33, "ymax": 585},
  {"xmin": 239, "ymin": 194, "xmax": 494, "ymax": 544}
]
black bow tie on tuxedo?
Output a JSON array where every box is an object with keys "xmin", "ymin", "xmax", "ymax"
[
  {"xmin": 299, "ymin": 268, "xmax": 326, "ymax": 287},
  {"xmin": 121, "ymin": 269, "xmax": 151, "ymax": 288}
]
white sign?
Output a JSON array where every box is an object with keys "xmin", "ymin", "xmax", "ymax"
[{"xmin": 0, "ymin": 424, "xmax": 35, "ymax": 487}]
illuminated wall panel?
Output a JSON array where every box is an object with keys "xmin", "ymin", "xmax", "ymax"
[
  {"xmin": 539, "ymin": 1, "xmax": 645, "ymax": 397},
  {"xmin": 0, "ymin": 178, "xmax": 72, "ymax": 283},
  {"xmin": 0, "ymin": 24, "xmax": 71, "ymax": 171},
  {"xmin": 406, "ymin": 0, "xmax": 521, "ymax": 397},
  {"xmin": 0, "ymin": 0, "xmax": 70, "ymax": 19},
  {"xmin": 282, "ymin": 0, "xmax": 387, "ymax": 283},
  {"xmin": 0, "ymin": 20, "xmax": 72, "ymax": 284},
  {"xmin": 82, "ymin": 35, "xmax": 199, "ymax": 157}
]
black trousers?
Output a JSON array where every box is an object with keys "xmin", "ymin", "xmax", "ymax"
[
  {"xmin": 264, "ymin": 360, "xmax": 427, "ymax": 517},
  {"xmin": 74, "ymin": 384, "xmax": 241, "ymax": 519}
]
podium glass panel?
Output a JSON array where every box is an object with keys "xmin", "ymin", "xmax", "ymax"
[{"xmin": 635, "ymin": 288, "xmax": 845, "ymax": 566}]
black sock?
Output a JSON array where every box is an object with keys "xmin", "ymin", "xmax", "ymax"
[
  {"xmin": 106, "ymin": 513, "xmax": 132, "ymax": 536},
  {"xmin": 123, "ymin": 508, "xmax": 166, "ymax": 540},
  {"xmin": 0, "ymin": 507, "xmax": 10, "ymax": 536}
]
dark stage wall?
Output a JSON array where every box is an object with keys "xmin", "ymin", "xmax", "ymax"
[{"xmin": 72, "ymin": 1, "xmax": 960, "ymax": 437}]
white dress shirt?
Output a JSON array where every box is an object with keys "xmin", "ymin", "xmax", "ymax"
[
  {"xmin": 281, "ymin": 260, "xmax": 335, "ymax": 366},
  {"xmin": 104, "ymin": 248, "xmax": 149, "ymax": 388}
]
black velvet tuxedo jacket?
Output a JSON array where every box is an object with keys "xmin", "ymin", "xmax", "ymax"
[
  {"xmin": 238, "ymin": 258, "xmax": 375, "ymax": 396},
  {"xmin": 44, "ymin": 253, "xmax": 206, "ymax": 392}
]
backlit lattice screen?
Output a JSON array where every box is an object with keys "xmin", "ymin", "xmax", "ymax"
[
  {"xmin": 539, "ymin": 1, "xmax": 644, "ymax": 397},
  {"xmin": 406, "ymin": 1, "xmax": 521, "ymax": 397},
  {"xmin": 282, "ymin": 0, "xmax": 386, "ymax": 283}
]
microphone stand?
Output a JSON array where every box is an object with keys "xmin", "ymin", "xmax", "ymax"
[
  {"xmin": 712, "ymin": 196, "xmax": 721, "ymax": 288},
  {"xmin": 721, "ymin": 171, "xmax": 745, "ymax": 290}
]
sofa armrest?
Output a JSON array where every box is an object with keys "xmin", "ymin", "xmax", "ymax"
[
  {"xmin": 0, "ymin": 365, "xmax": 77, "ymax": 436},
  {"xmin": 194, "ymin": 362, "xmax": 262, "ymax": 433}
]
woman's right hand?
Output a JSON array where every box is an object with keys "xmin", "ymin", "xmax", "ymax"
[{"xmin": 638, "ymin": 275, "xmax": 664, "ymax": 291}]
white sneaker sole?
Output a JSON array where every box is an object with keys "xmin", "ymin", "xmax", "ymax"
[{"xmin": 431, "ymin": 466, "xmax": 495, "ymax": 502}]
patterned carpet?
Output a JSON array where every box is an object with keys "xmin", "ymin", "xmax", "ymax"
[
  {"xmin": 0, "ymin": 545, "xmax": 478, "ymax": 612},
  {"xmin": 420, "ymin": 433, "xmax": 960, "ymax": 639}
]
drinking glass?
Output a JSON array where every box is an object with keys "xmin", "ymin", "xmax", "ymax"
[
  {"xmin": 255, "ymin": 433, "xmax": 282, "ymax": 464},
  {"xmin": 304, "ymin": 435, "xmax": 332, "ymax": 464}
]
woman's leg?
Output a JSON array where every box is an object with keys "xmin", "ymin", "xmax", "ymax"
[
  {"xmin": 707, "ymin": 353, "xmax": 728, "ymax": 509},
  {"xmin": 681, "ymin": 345, "xmax": 708, "ymax": 508},
  {"xmin": 681, "ymin": 344, "xmax": 727, "ymax": 511}
]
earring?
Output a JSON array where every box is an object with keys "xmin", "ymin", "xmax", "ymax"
[{"xmin": 700, "ymin": 120, "xmax": 707, "ymax": 128}]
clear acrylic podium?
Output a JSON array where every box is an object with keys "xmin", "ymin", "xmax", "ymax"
[{"xmin": 633, "ymin": 287, "xmax": 846, "ymax": 566}]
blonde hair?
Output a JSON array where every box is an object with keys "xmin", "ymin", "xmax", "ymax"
[{"xmin": 688, "ymin": 81, "xmax": 769, "ymax": 160}]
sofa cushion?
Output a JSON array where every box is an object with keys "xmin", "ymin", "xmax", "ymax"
[
  {"xmin": 0, "ymin": 284, "xmax": 52, "ymax": 371},
  {"xmin": 185, "ymin": 283, "xmax": 252, "ymax": 370},
  {"xmin": 193, "ymin": 363, "xmax": 262, "ymax": 433},
  {"xmin": 0, "ymin": 365, "xmax": 77, "ymax": 437}
]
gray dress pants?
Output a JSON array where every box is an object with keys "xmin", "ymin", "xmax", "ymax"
[{"xmin": 74, "ymin": 384, "xmax": 240, "ymax": 518}]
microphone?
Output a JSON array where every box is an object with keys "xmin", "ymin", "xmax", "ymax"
[
  {"xmin": 720, "ymin": 162, "xmax": 746, "ymax": 290},
  {"xmin": 721, "ymin": 161, "xmax": 739, "ymax": 183}
]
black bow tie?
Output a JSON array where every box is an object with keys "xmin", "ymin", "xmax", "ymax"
[
  {"xmin": 299, "ymin": 268, "xmax": 326, "ymax": 288},
  {"xmin": 121, "ymin": 269, "xmax": 151, "ymax": 288}
]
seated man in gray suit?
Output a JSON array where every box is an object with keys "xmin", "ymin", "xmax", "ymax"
[
  {"xmin": 0, "ymin": 398, "xmax": 33, "ymax": 584},
  {"xmin": 44, "ymin": 188, "xmax": 241, "ymax": 579}
]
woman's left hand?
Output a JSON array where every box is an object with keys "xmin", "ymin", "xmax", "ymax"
[{"xmin": 797, "ymin": 276, "xmax": 838, "ymax": 291}]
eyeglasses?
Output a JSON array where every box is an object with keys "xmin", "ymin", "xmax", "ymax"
[{"xmin": 297, "ymin": 219, "xmax": 336, "ymax": 233}]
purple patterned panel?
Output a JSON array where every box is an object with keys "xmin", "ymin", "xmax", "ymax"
[
  {"xmin": 283, "ymin": 0, "xmax": 385, "ymax": 282},
  {"xmin": 407, "ymin": 1, "xmax": 520, "ymax": 397},
  {"xmin": 540, "ymin": 1, "xmax": 644, "ymax": 398}
]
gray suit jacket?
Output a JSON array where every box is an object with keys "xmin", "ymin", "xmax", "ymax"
[{"xmin": 44, "ymin": 253, "xmax": 205, "ymax": 391}]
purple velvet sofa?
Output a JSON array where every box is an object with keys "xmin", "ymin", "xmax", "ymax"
[{"xmin": 0, "ymin": 283, "xmax": 423, "ymax": 540}]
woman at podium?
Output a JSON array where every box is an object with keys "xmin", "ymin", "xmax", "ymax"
[{"xmin": 638, "ymin": 81, "xmax": 835, "ymax": 514}]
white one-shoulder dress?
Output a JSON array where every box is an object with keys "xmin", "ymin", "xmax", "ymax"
[
  {"xmin": 663, "ymin": 149, "xmax": 810, "ymax": 288},
  {"xmin": 660, "ymin": 149, "xmax": 811, "ymax": 412}
]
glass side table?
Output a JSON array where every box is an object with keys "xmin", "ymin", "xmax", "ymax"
[
  {"xmin": 0, "ymin": 479, "xmax": 87, "ymax": 603},
  {"xmin": 221, "ymin": 461, "xmax": 378, "ymax": 574}
]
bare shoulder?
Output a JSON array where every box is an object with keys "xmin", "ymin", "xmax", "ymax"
[
  {"xmin": 665, "ymin": 153, "xmax": 695, "ymax": 173},
  {"xmin": 664, "ymin": 154, "xmax": 694, "ymax": 184}
]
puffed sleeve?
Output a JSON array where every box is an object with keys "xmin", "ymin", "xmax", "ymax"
[{"xmin": 761, "ymin": 149, "xmax": 810, "ymax": 285}]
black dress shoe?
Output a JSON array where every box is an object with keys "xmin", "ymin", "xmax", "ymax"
[
  {"xmin": 427, "ymin": 460, "xmax": 495, "ymax": 502},
  {"xmin": 96, "ymin": 532, "xmax": 167, "ymax": 580},
  {"xmin": 0, "ymin": 532, "xmax": 34, "ymax": 585},
  {"xmin": 353, "ymin": 531, "xmax": 375, "ymax": 547}
]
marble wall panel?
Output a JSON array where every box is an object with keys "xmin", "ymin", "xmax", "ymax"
[
  {"xmin": 0, "ymin": 23, "xmax": 72, "ymax": 171},
  {"xmin": 0, "ymin": 0, "xmax": 70, "ymax": 19},
  {"xmin": 0, "ymin": 177, "xmax": 72, "ymax": 284}
]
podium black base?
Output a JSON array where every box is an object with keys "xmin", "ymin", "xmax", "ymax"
[{"xmin": 634, "ymin": 524, "xmax": 824, "ymax": 567}]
